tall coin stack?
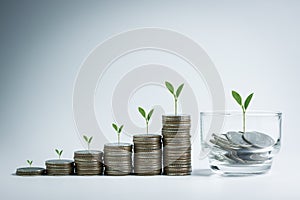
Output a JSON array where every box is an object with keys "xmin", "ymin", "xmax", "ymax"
[
  {"xmin": 45, "ymin": 159, "xmax": 74, "ymax": 175},
  {"xmin": 104, "ymin": 143, "xmax": 132, "ymax": 175},
  {"xmin": 133, "ymin": 134, "xmax": 162, "ymax": 175},
  {"xmin": 74, "ymin": 150, "xmax": 103, "ymax": 175},
  {"xmin": 162, "ymin": 115, "xmax": 192, "ymax": 175}
]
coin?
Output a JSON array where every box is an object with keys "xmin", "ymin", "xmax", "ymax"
[
  {"xmin": 243, "ymin": 131, "xmax": 275, "ymax": 148},
  {"xmin": 45, "ymin": 159, "xmax": 74, "ymax": 165},
  {"xmin": 16, "ymin": 167, "xmax": 45, "ymax": 176},
  {"xmin": 225, "ymin": 131, "xmax": 252, "ymax": 148}
]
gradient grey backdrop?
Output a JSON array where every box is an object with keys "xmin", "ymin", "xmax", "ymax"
[{"xmin": 0, "ymin": 0, "xmax": 299, "ymax": 199}]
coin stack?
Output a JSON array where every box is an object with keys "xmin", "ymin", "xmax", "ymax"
[
  {"xmin": 104, "ymin": 143, "xmax": 132, "ymax": 175},
  {"xmin": 74, "ymin": 150, "xmax": 103, "ymax": 175},
  {"xmin": 16, "ymin": 167, "xmax": 45, "ymax": 176},
  {"xmin": 210, "ymin": 131, "xmax": 275, "ymax": 164},
  {"xmin": 45, "ymin": 159, "xmax": 74, "ymax": 175},
  {"xmin": 133, "ymin": 134, "xmax": 162, "ymax": 175},
  {"xmin": 162, "ymin": 115, "xmax": 192, "ymax": 176}
]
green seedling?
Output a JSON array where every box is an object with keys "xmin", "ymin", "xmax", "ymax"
[
  {"xmin": 232, "ymin": 90, "xmax": 254, "ymax": 133},
  {"xmin": 138, "ymin": 107, "xmax": 154, "ymax": 134},
  {"xmin": 165, "ymin": 81, "xmax": 184, "ymax": 115},
  {"xmin": 83, "ymin": 135, "xmax": 93, "ymax": 150},
  {"xmin": 55, "ymin": 149, "xmax": 63, "ymax": 159},
  {"xmin": 27, "ymin": 160, "xmax": 33, "ymax": 167},
  {"xmin": 112, "ymin": 123, "xmax": 124, "ymax": 144}
]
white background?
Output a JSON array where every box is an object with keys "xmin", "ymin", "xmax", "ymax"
[{"xmin": 0, "ymin": 0, "xmax": 299, "ymax": 199}]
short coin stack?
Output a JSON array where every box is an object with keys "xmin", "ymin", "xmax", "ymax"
[
  {"xmin": 16, "ymin": 167, "xmax": 45, "ymax": 176},
  {"xmin": 74, "ymin": 150, "xmax": 103, "ymax": 175},
  {"xmin": 104, "ymin": 143, "xmax": 132, "ymax": 175},
  {"xmin": 162, "ymin": 115, "xmax": 192, "ymax": 176},
  {"xmin": 210, "ymin": 131, "xmax": 275, "ymax": 164},
  {"xmin": 133, "ymin": 134, "xmax": 162, "ymax": 175},
  {"xmin": 45, "ymin": 159, "xmax": 74, "ymax": 175}
]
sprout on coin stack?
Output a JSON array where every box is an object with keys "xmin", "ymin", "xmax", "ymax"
[
  {"xmin": 16, "ymin": 160, "xmax": 45, "ymax": 176},
  {"xmin": 162, "ymin": 81, "xmax": 192, "ymax": 176},
  {"xmin": 138, "ymin": 107, "xmax": 154, "ymax": 134},
  {"xmin": 208, "ymin": 91, "xmax": 277, "ymax": 174},
  {"xmin": 27, "ymin": 160, "xmax": 33, "ymax": 167},
  {"xmin": 112, "ymin": 123, "xmax": 124, "ymax": 144},
  {"xmin": 73, "ymin": 135, "xmax": 103, "ymax": 176},
  {"xmin": 103, "ymin": 123, "xmax": 133, "ymax": 176},
  {"xmin": 133, "ymin": 107, "xmax": 162, "ymax": 175},
  {"xmin": 45, "ymin": 149, "xmax": 74, "ymax": 176}
]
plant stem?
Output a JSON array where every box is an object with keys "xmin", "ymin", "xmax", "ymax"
[
  {"xmin": 175, "ymin": 97, "xmax": 177, "ymax": 116},
  {"xmin": 118, "ymin": 134, "xmax": 120, "ymax": 144},
  {"xmin": 146, "ymin": 121, "xmax": 149, "ymax": 134},
  {"xmin": 242, "ymin": 107, "xmax": 246, "ymax": 133}
]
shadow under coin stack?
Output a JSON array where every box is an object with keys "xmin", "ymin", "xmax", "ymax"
[
  {"xmin": 45, "ymin": 159, "xmax": 74, "ymax": 175},
  {"xmin": 133, "ymin": 134, "xmax": 162, "ymax": 175},
  {"xmin": 162, "ymin": 115, "xmax": 192, "ymax": 175},
  {"xmin": 104, "ymin": 143, "xmax": 132, "ymax": 175},
  {"xmin": 74, "ymin": 150, "xmax": 103, "ymax": 175}
]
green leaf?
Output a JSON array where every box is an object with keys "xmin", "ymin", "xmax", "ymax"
[
  {"xmin": 118, "ymin": 125, "xmax": 124, "ymax": 133},
  {"xmin": 138, "ymin": 107, "xmax": 146, "ymax": 118},
  {"xmin": 112, "ymin": 123, "xmax": 118, "ymax": 132},
  {"xmin": 83, "ymin": 135, "xmax": 89, "ymax": 143},
  {"xmin": 244, "ymin": 93, "xmax": 254, "ymax": 110},
  {"xmin": 27, "ymin": 160, "xmax": 32, "ymax": 165},
  {"xmin": 165, "ymin": 81, "xmax": 174, "ymax": 94},
  {"xmin": 88, "ymin": 136, "xmax": 93, "ymax": 144},
  {"xmin": 59, "ymin": 150, "xmax": 63, "ymax": 156},
  {"xmin": 232, "ymin": 90, "xmax": 242, "ymax": 106},
  {"xmin": 176, "ymin": 83, "xmax": 184, "ymax": 97},
  {"xmin": 147, "ymin": 108, "xmax": 154, "ymax": 121},
  {"xmin": 55, "ymin": 149, "xmax": 59, "ymax": 155}
]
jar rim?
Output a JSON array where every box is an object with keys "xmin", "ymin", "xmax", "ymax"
[{"xmin": 200, "ymin": 110, "xmax": 282, "ymax": 116}]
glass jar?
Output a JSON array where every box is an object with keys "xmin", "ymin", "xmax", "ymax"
[{"xmin": 200, "ymin": 111, "xmax": 282, "ymax": 175}]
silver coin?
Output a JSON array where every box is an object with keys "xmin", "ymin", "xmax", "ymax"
[
  {"xmin": 243, "ymin": 131, "xmax": 275, "ymax": 148},
  {"xmin": 210, "ymin": 138, "xmax": 241, "ymax": 150},
  {"xmin": 163, "ymin": 141, "xmax": 191, "ymax": 145},
  {"xmin": 162, "ymin": 114, "xmax": 191, "ymax": 120},
  {"xmin": 225, "ymin": 131, "xmax": 252, "ymax": 148},
  {"xmin": 162, "ymin": 122, "xmax": 191, "ymax": 127},
  {"xmin": 133, "ymin": 134, "xmax": 161, "ymax": 139},
  {"xmin": 135, "ymin": 171, "xmax": 161, "ymax": 175},
  {"xmin": 104, "ymin": 142, "xmax": 132, "ymax": 147},
  {"xmin": 76, "ymin": 171, "xmax": 102, "ymax": 175},
  {"xmin": 164, "ymin": 172, "xmax": 191, "ymax": 176},
  {"xmin": 134, "ymin": 145, "xmax": 161, "ymax": 149},
  {"xmin": 162, "ymin": 127, "xmax": 191, "ymax": 131},
  {"xmin": 75, "ymin": 163, "xmax": 102, "ymax": 168},
  {"xmin": 134, "ymin": 160, "xmax": 161, "ymax": 164},
  {"xmin": 45, "ymin": 159, "xmax": 74, "ymax": 165},
  {"xmin": 104, "ymin": 152, "xmax": 132, "ymax": 156},
  {"xmin": 134, "ymin": 165, "xmax": 162, "ymax": 170},
  {"xmin": 74, "ymin": 150, "xmax": 103, "ymax": 155},
  {"xmin": 162, "ymin": 125, "xmax": 191, "ymax": 130},
  {"xmin": 16, "ymin": 167, "xmax": 45, "ymax": 176}
]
